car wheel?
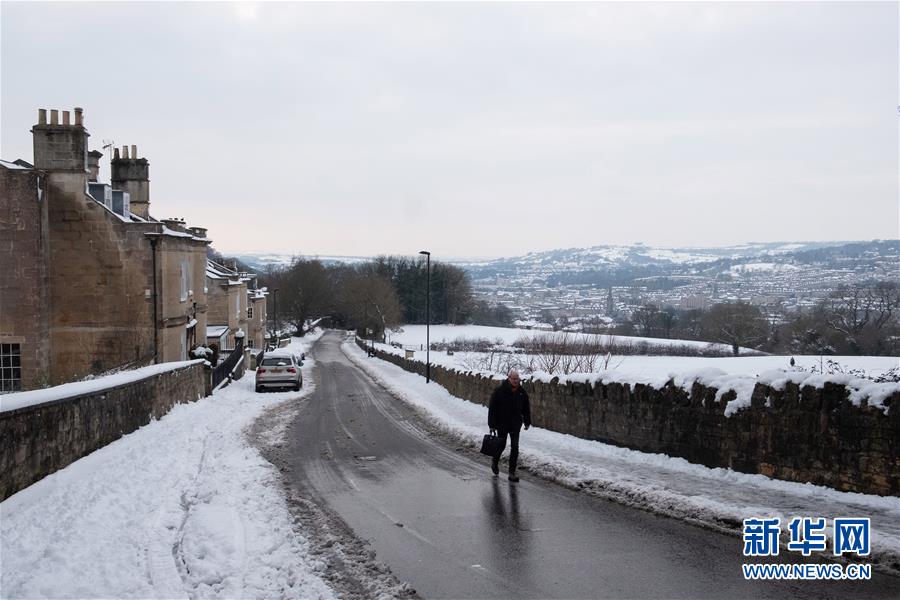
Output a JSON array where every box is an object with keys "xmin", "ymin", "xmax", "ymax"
[
  {"xmin": 293, "ymin": 382, "xmax": 301, "ymax": 391},
  {"xmin": 255, "ymin": 385, "xmax": 262, "ymax": 393}
]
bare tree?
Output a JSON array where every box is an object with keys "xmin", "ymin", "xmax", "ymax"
[
  {"xmin": 701, "ymin": 301, "xmax": 768, "ymax": 356},
  {"xmin": 825, "ymin": 282, "xmax": 899, "ymax": 354},
  {"xmin": 632, "ymin": 304, "xmax": 661, "ymax": 337},
  {"xmin": 343, "ymin": 267, "xmax": 403, "ymax": 340}
]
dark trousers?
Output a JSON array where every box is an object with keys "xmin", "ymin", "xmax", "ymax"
[{"xmin": 493, "ymin": 426, "xmax": 521, "ymax": 474}]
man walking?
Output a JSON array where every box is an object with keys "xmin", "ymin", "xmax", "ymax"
[{"xmin": 488, "ymin": 369, "xmax": 531, "ymax": 482}]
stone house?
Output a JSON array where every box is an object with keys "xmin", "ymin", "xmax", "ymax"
[
  {"xmin": 204, "ymin": 261, "xmax": 267, "ymax": 351},
  {"xmin": 205, "ymin": 260, "xmax": 251, "ymax": 351},
  {"xmin": 246, "ymin": 286, "xmax": 268, "ymax": 350},
  {"xmin": 0, "ymin": 107, "xmax": 209, "ymax": 391}
]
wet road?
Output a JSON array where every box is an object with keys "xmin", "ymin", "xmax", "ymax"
[{"xmin": 281, "ymin": 331, "xmax": 899, "ymax": 598}]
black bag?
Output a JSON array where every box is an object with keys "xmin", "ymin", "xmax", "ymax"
[{"xmin": 480, "ymin": 432, "xmax": 502, "ymax": 457}]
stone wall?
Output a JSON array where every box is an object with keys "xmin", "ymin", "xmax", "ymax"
[
  {"xmin": 358, "ymin": 341, "xmax": 900, "ymax": 496},
  {"xmin": 0, "ymin": 361, "xmax": 207, "ymax": 501}
]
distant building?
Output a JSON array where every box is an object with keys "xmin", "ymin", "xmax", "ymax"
[
  {"xmin": 678, "ymin": 294, "xmax": 711, "ymax": 311},
  {"xmin": 0, "ymin": 107, "xmax": 209, "ymax": 391},
  {"xmin": 204, "ymin": 260, "xmax": 268, "ymax": 350}
]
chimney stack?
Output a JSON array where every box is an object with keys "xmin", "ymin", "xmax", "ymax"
[
  {"xmin": 111, "ymin": 144, "xmax": 150, "ymax": 219},
  {"xmin": 32, "ymin": 106, "xmax": 90, "ymax": 173},
  {"xmin": 87, "ymin": 150, "xmax": 103, "ymax": 182}
]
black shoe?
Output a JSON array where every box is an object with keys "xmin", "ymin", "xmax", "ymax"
[
  {"xmin": 491, "ymin": 460, "xmax": 499, "ymax": 475},
  {"xmin": 508, "ymin": 474, "xmax": 520, "ymax": 482}
]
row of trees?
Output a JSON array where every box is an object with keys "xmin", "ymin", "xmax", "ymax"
[
  {"xmin": 260, "ymin": 253, "xmax": 896, "ymax": 357},
  {"xmin": 259, "ymin": 256, "xmax": 479, "ymax": 339},
  {"xmin": 610, "ymin": 282, "xmax": 899, "ymax": 356}
]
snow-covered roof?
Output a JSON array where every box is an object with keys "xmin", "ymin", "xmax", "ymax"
[
  {"xmin": 207, "ymin": 325, "xmax": 229, "ymax": 338},
  {"xmin": 206, "ymin": 260, "xmax": 238, "ymax": 280}
]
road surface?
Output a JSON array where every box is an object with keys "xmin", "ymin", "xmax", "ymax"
[{"xmin": 276, "ymin": 331, "xmax": 899, "ymax": 599}]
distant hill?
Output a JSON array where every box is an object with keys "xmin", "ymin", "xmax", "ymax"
[
  {"xmin": 461, "ymin": 240, "xmax": 899, "ymax": 287},
  {"xmin": 230, "ymin": 240, "xmax": 899, "ymax": 287}
]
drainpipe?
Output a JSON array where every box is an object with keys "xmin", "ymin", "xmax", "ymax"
[{"xmin": 148, "ymin": 234, "xmax": 160, "ymax": 363}]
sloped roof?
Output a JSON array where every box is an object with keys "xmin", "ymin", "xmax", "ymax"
[
  {"xmin": 0, "ymin": 159, "xmax": 31, "ymax": 170},
  {"xmin": 207, "ymin": 325, "xmax": 229, "ymax": 338}
]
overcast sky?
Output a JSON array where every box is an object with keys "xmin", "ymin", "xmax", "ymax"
[{"xmin": 2, "ymin": 2, "xmax": 897, "ymax": 259}]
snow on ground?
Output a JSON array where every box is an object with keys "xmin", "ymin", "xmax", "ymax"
[
  {"xmin": 1, "ymin": 332, "xmax": 335, "ymax": 600},
  {"xmin": 388, "ymin": 324, "xmax": 749, "ymax": 354},
  {"xmin": 380, "ymin": 344, "xmax": 898, "ymax": 383},
  {"xmin": 343, "ymin": 336, "xmax": 900, "ymax": 568},
  {"xmin": 374, "ymin": 341, "xmax": 900, "ymax": 416}
]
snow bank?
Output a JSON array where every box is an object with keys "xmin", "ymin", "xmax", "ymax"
[
  {"xmin": 342, "ymin": 337, "xmax": 900, "ymax": 567},
  {"xmin": 0, "ymin": 359, "xmax": 205, "ymax": 413},
  {"xmin": 1, "ymin": 333, "xmax": 334, "ymax": 599}
]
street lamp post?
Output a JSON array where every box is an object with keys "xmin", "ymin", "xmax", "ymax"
[
  {"xmin": 273, "ymin": 288, "xmax": 280, "ymax": 349},
  {"xmin": 419, "ymin": 250, "xmax": 431, "ymax": 383}
]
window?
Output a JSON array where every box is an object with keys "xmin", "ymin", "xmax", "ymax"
[
  {"xmin": 1, "ymin": 344, "xmax": 22, "ymax": 393},
  {"xmin": 247, "ymin": 305, "xmax": 254, "ymax": 319},
  {"xmin": 260, "ymin": 356, "xmax": 293, "ymax": 367},
  {"xmin": 180, "ymin": 260, "xmax": 190, "ymax": 301}
]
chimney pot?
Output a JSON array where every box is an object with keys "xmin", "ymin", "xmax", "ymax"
[
  {"xmin": 131, "ymin": 144, "xmax": 137, "ymax": 158},
  {"xmin": 114, "ymin": 147, "xmax": 120, "ymax": 159},
  {"xmin": 38, "ymin": 109, "xmax": 47, "ymax": 125},
  {"xmin": 74, "ymin": 107, "xmax": 83, "ymax": 126},
  {"xmin": 62, "ymin": 111, "xmax": 71, "ymax": 126},
  {"xmin": 50, "ymin": 109, "xmax": 59, "ymax": 125},
  {"xmin": 123, "ymin": 146, "xmax": 129, "ymax": 159}
]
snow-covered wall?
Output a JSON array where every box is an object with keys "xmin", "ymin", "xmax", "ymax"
[
  {"xmin": 0, "ymin": 360, "xmax": 207, "ymax": 501},
  {"xmin": 359, "ymin": 340, "xmax": 900, "ymax": 496}
]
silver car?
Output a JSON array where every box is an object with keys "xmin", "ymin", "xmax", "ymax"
[{"xmin": 255, "ymin": 351, "xmax": 303, "ymax": 392}]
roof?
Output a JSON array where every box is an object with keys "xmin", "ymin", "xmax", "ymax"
[
  {"xmin": 207, "ymin": 260, "xmax": 238, "ymax": 280},
  {"xmin": 207, "ymin": 325, "xmax": 229, "ymax": 338},
  {"xmin": 0, "ymin": 159, "xmax": 31, "ymax": 170}
]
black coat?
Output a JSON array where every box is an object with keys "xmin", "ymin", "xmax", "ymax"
[{"xmin": 488, "ymin": 380, "xmax": 531, "ymax": 430}]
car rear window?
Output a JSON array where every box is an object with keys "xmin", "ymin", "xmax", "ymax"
[{"xmin": 261, "ymin": 357, "xmax": 292, "ymax": 367}]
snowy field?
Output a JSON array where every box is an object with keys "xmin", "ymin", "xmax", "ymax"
[
  {"xmin": 344, "ymin": 335, "xmax": 900, "ymax": 569},
  {"xmin": 1, "ymin": 333, "xmax": 335, "ymax": 599},
  {"xmin": 377, "ymin": 343, "xmax": 898, "ymax": 385},
  {"xmin": 387, "ymin": 323, "xmax": 744, "ymax": 353}
]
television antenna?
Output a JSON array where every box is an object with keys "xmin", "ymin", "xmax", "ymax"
[{"xmin": 101, "ymin": 139, "xmax": 115, "ymax": 181}]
